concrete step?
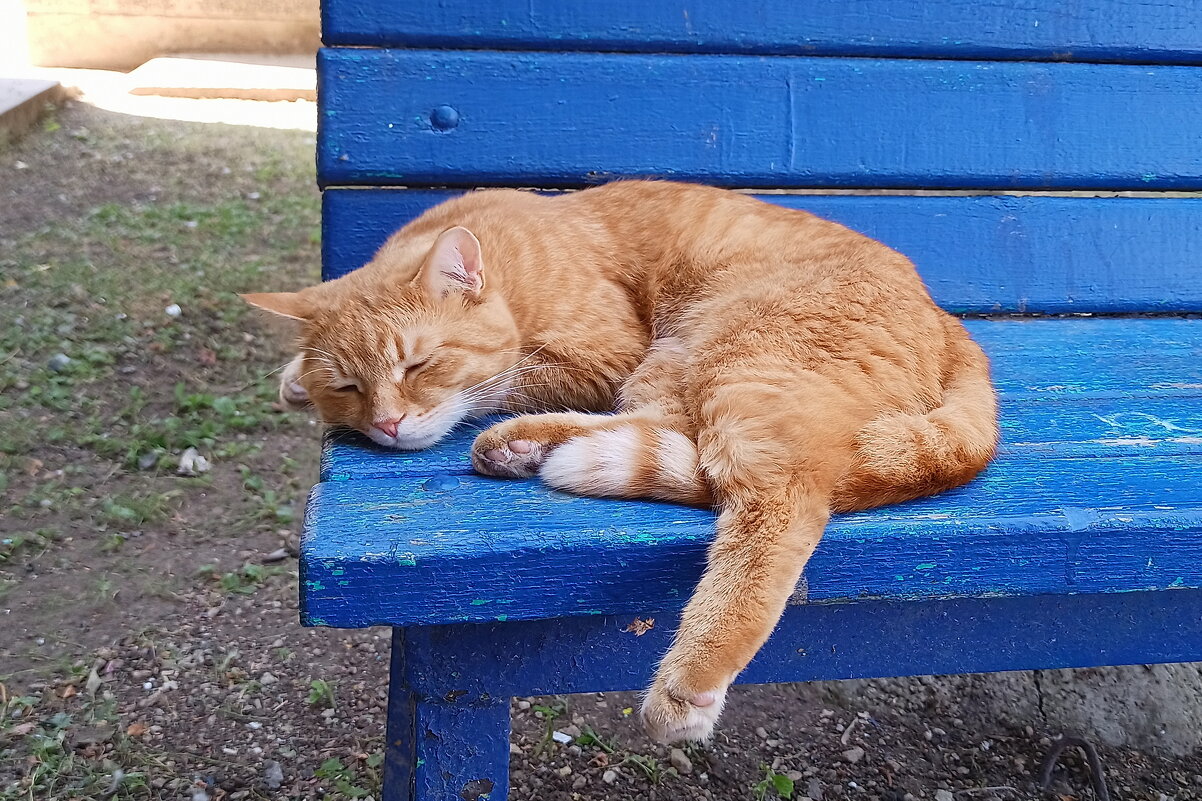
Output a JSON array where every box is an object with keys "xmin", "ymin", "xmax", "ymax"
[
  {"xmin": 126, "ymin": 54, "xmax": 315, "ymax": 102},
  {"xmin": 0, "ymin": 77, "xmax": 63, "ymax": 145}
]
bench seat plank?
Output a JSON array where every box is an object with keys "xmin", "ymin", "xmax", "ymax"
[
  {"xmin": 323, "ymin": 190, "xmax": 1202, "ymax": 315},
  {"xmin": 318, "ymin": 49, "xmax": 1202, "ymax": 191},
  {"xmin": 322, "ymin": 0, "xmax": 1202, "ymax": 66},
  {"xmin": 320, "ymin": 318, "xmax": 1202, "ymax": 482},
  {"xmin": 301, "ymin": 318, "xmax": 1202, "ymax": 629}
]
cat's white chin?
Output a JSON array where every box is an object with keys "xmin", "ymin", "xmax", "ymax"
[{"xmin": 366, "ymin": 427, "xmax": 449, "ymax": 451}]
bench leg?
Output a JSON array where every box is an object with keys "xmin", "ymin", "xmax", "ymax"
[{"xmin": 383, "ymin": 628, "xmax": 511, "ymax": 801}]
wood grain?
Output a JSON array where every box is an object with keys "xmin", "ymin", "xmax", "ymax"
[
  {"xmin": 322, "ymin": 190, "xmax": 1202, "ymax": 314},
  {"xmin": 317, "ymin": 49, "xmax": 1202, "ymax": 190},
  {"xmin": 322, "ymin": 0, "xmax": 1202, "ymax": 65}
]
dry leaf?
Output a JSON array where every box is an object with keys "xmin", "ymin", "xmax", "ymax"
[
  {"xmin": 60, "ymin": 684, "xmax": 77, "ymax": 699},
  {"xmin": 126, "ymin": 721, "xmax": 149, "ymax": 737},
  {"xmin": 85, "ymin": 668, "xmax": 102, "ymax": 695},
  {"xmin": 624, "ymin": 617, "xmax": 655, "ymax": 636},
  {"xmin": 197, "ymin": 348, "xmax": 218, "ymax": 366}
]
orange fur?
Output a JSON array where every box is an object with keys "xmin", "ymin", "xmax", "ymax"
[{"xmin": 244, "ymin": 181, "xmax": 999, "ymax": 742}]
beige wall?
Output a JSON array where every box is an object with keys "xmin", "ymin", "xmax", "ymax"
[{"xmin": 24, "ymin": 0, "xmax": 318, "ymax": 69}]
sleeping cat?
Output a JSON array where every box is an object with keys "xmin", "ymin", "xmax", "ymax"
[{"xmin": 244, "ymin": 181, "xmax": 998, "ymax": 743}]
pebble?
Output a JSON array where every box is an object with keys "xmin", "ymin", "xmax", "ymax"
[
  {"xmin": 602, "ymin": 769, "xmax": 618, "ymax": 785},
  {"xmin": 47, "ymin": 353, "xmax": 71, "ymax": 372},
  {"xmin": 261, "ymin": 548, "xmax": 289, "ymax": 563},
  {"xmin": 755, "ymin": 726, "xmax": 769, "ymax": 739},
  {"xmin": 935, "ymin": 791, "xmax": 955, "ymax": 801},
  {"xmin": 572, "ymin": 776, "xmax": 587, "ymax": 790},
  {"xmin": 137, "ymin": 451, "xmax": 159, "ymax": 470},
  {"xmin": 560, "ymin": 724, "xmax": 582, "ymax": 739},
  {"xmin": 510, "ymin": 743, "xmax": 522, "ymax": 755},
  {"xmin": 807, "ymin": 779, "xmax": 823, "ymax": 800},
  {"xmin": 670, "ymin": 748, "xmax": 693, "ymax": 775},
  {"xmin": 165, "ymin": 303, "xmax": 182, "ymax": 317},
  {"xmin": 550, "ymin": 730, "xmax": 572, "ymax": 744},
  {"xmin": 517, "ymin": 700, "xmax": 531, "ymax": 710},
  {"xmin": 557, "ymin": 765, "xmax": 572, "ymax": 777},
  {"xmin": 842, "ymin": 747, "xmax": 865, "ymax": 764},
  {"xmin": 177, "ymin": 447, "xmax": 211, "ymax": 476},
  {"xmin": 259, "ymin": 672, "xmax": 278, "ymax": 686}
]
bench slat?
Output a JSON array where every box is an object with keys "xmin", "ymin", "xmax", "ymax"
[
  {"xmin": 397, "ymin": 591, "xmax": 1202, "ymax": 699},
  {"xmin": 322, "ymin": 0, "xmax": 1202, "ymax": 66},
  {"xmin": 301, "ymin": 318, "xmax": 1202, "ymax": 628},
  {"xmin": 321, "ymin": 317, "xmax": 1202, "ymax": 481},
  {"xmin": 323, "ymin": 190, "xmax": 1202, "ymax": 314},
  {"xmin": 303, "ymin": 452, "xmax": 1202, "ymax": 628},
  {"xmin": 318, "ymin": 49, "xmax": 1202, "ymax": 191}
]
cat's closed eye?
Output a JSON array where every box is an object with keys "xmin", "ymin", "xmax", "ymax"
[{"xmin": 333, "ymin": 384, "xmax": 360, "ymax": 394}]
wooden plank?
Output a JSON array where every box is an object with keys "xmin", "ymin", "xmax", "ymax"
[
  {"xmin": 319, "ymin": 317, "xmax": 1202, "ymax": 482},
  {"xmin": 322, "ymin": 0, "xmax": 1202, "ymax": 65},
  {"xmin": 317, "ymin": 49, "xmax": 1202, "ymax": 190},
  {"xmin": 321, "ymin": 189, "xmax": 1202, "ymax": 314},
  {"xmin": 300, "ymin": 451, "xmax": 1202, "ymax": 628},
  {"xmin": 396, "ymin": 590, "xmax": 1202, "ymax": 699}
]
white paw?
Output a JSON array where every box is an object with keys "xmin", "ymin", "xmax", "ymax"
[
  {"xmin": 640, "ymin": 681, "xmax": 727, "ymax": 744},
  {"xmin": 470, "ymin": 438, "xmax": 546, "ymax": 479}
]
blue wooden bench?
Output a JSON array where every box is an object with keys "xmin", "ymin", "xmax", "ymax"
[{"xmin": 305, "ymin": 3, "xmax": 1202, "ymax": 799}]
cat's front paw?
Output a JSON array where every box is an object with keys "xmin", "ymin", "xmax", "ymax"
[
  {"xmin": 640, "ymin": 678, "xmax": 728, "ymax": 744},
  {"xmin": 470, "ymin": 434, "xmax": 547, "ymax": 478}
]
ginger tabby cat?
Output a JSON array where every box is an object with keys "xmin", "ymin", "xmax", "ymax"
[{"xmin": 244, "ymin": 181, "xmax": 999, "ymax": 743}]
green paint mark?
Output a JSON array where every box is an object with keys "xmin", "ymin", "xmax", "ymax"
[
  {"xmin": 337, "ymin": 580, "xmax": 350, "ymax": 586},
  {"xmin": 310, "ymin": 617, "xmax": 328, "ymax": 626},
  {"xmin": 1170, "ymin": 577, "xmax": 1185, "ymax": 587},
  {"xmin": 470, "ymin": 599, "xmax": 493, "ymax": 606},
  {"xmin": 331, "ymin": 568, "xmax": 345, "ymax": 576},
  {"xmin": 495, "ymin": 614, "xmax": 508, "ymax": 622},
  {"xmin": 305, "ymin": 580, "xmax": 326, "ymax": 591},
  {"xmin": 416, "ymin": 758, "xmax": 425, "ymax": 767},
  {"xmin": 396, "ymin": 551, "xmax": 417, "ymax": 567},
  {"xmin": 915, "ymin": 563, "xmax": 937, "ymax": 571}
]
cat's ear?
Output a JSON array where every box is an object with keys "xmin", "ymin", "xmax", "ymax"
[
  {"xmin": 417, "ymin": 227, "xmax": 485, "ymax": 300},
  {"xmin": 240, "ymin": 292, "xmax": 312, "ymax": 321}
]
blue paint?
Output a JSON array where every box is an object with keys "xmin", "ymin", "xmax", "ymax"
[
  {"xmin": 318, "ymin": 50, "xmax": 1202, "ymax": 190},
  {"xmin": 313, "ymin": 11, "xmax": 1202, "ymax": 798},
  {"xmin": 322, "ymin": 190, "xmax": 1202, "ymax": 314},
  {"xmin": 322, "ymin": 0, "xmax": 1202, "ymax": 65}
]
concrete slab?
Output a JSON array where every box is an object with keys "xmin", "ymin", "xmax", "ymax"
[
  {"xmin": 126, "ymin": 54, "xmax": 315, "ymax": 102},
  {"xmin": 0, "ymin": 77, "xmax": 63, "ymax": 145}
]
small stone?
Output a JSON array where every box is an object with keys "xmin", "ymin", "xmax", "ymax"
[
  {"xmin": 165, "ymin": 303, "xmax": 182, "ymax": 317},
  {"xmin": 247, "ymin": 721, "xmax": 262, "ymax": 730},
  {"xmin": 842, "ymin": 747, "xmax": 865, "ymax": 764},
  {"xmin": 260, "ymin": 548, "xmax": 289, "ymax": 564},
  {"xmin": 807, "ymin": 779, "xmax": 824, "ymax": 801},
  {"xmin": 259, "ymin": 672, "xmax": 278, "ymax": 686},
  {"xmin": 557, "ymin": 765, "xmax": 571, "ymax": 777},
  {"xmin": 510, "ymin": 743, "xmax": 522, "ymax": 755},
  {"xmin": 670, "ymin": 748, "xmax": 693, "ymax": 775},
  {"xmin": 561, "ymin": 724, "xmax": 582, "ymax": 739},
  {"xmin": 177, "ymin": 447, "xmax": 210, "ymax": 476},
  {"xmin": 602, "ymin": 769, "xmax": 617, "ymax": 785},
  {"xmin": 935, "ymin": 791, "xmax": 954, "ymax": 801},
  {"xmin": 551, "ymin": 730, "xmax": 572, "ymax": 744},
  {"xmin": 572, "ymin": 775, "xmax": 587, "ymax": 790},
  {"xmin": 755, "ymin": 727, "xmax": 769, "ymax": 739},
  {"xmin": 517, "ymin": 700, "xmax": 531, "ymax": 710},
  {"xmin": 47, "ymin": 353, "xmax": 71, "ymax": 372},
  {"xmin": 137, "ymin": 451, "xmax": 159, "ymax": 470}
]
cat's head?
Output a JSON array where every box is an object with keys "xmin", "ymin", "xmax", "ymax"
[{"xmin": 243, "ymin": 227, "xmax": 521, "ymax": 450}]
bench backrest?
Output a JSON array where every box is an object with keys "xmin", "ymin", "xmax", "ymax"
[{"xmin": 317, "ymin": 1, "xmax": 1202, "ymax": 315}]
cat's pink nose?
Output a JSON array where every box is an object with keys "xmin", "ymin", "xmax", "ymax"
[{"xmin": 373, "ymin": 417, "xmax": 403, "ymax": 438}]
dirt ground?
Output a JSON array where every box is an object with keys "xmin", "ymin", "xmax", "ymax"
[{"xmin": 2, "ymin": 100, "xmax": 1201, "ymax": 801}]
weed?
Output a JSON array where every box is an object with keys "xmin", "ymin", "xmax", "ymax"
[
  {"xmin": 197, "ymin": 562, "xmax": 280, "ymax": 595},
  {"xmin": 753, "ymin": 764, "xmax": 796, "ymax": 800},
  {"xmin": 314, "ymin": 755, "xmax": 381, "ymax": 799},
  {"xmin": 307, "ymin": 678, "xmax": 336, "ymax": 710},
  {"xmin": 576, "ymin": 725, "xmax": 619, "ymax": 754},
  {"xmin": 622, "ymin": 753, "xmax": 665, "ymax": 784}
]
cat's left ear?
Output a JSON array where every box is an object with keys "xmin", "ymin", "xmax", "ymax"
[
  {"xmin": 418, "ymin": 227, "xmax": 485, "ymax": 300},
  {"xmin": 241, "ymin": 291, "xmax": 313, "ymax": 321}
]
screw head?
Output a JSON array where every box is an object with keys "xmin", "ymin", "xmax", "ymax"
[{"xmin": 430, "ymin": 105, "xmax": 460, "ymax": 131}]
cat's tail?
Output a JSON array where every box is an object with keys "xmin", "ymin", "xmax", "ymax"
[{"xmin": 831, "ymin": 330, "xmax": 999, "ymax": 512}]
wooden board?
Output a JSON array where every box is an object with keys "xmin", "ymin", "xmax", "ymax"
[
  {"xmin": 322, "ymin": 0, "xmax": 1202, "ymax": 65},
  {"xmin": 317, "ymin": 49, "xmax": 1202, "ymax": 190},
  {"xmin": 301, "ymin": 318, "xmax": 1202, "ymax": 629},
  {"xmin": 321, "ymin": 190, "xmax": 1202, "ymax": 314}
]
